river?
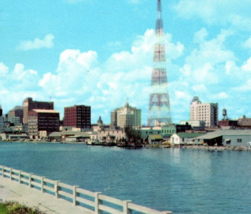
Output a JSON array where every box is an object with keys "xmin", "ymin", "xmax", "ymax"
[{"xmin": 0, "ymin": 142, "xmax": 250, "ymax": 214}]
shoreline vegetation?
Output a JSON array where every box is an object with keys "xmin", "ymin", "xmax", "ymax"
[
  {"xmin": 0, "ymin": 139, "xmax": 250, "ymax": 152},
  {"xmin": 0, "ymin": 201, "xmax": 46, "ymax": 214}
]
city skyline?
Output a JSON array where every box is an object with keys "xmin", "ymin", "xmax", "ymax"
[{"xmin": 1, "ymin": 0, "xmax": 251, "ymax": 124}]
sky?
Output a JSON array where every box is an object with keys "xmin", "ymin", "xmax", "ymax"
[{"xmin": 1, "ymin": 0, "xmax": 251, "ymax": 124}]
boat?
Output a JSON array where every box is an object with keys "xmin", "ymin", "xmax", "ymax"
[
  {"xmin": 87, "ymin": 139, "xmax": 102, "ymax": 146},
  {"xmin": 102, "ymin": 142, "xmax": 116, "ymax": 146}
]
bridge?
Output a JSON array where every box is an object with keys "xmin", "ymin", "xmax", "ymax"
[{"xmin": 0, "ymin": 165, "xmax": 172, "ymax": 214}]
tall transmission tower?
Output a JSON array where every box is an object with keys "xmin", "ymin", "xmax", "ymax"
[{"xmin": 147, "ymin": 0, "xmax": 172, "ymax": 126}]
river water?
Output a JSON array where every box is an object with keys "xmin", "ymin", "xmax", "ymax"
[{"xmin": 0, "ymin": 142, "xmax": 251, "ymax": 214}]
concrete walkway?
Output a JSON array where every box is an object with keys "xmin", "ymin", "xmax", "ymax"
[{"xmin": 0, "ymin": 176, "xmax": 92, "ymax": 214}]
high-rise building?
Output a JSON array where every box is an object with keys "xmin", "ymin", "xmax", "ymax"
[
  {"xmin": 190, "ymin": 96, "xmax": 218, "ymax": 127},
  {"xmin": 28, "ymin": 109, "xmax": 59, "ymax": 137},
  {"xmin": 8, "ymin": 106, "xmax": 23, "ymax": 125},
  {"xmin": 111, "ymin": 102, "xmax": 141, "ymax": 128},
  {"xmin": 0, "ymin": 105, "xmax": 2, "ymax": 117},
  {"xmin": 23, "ymin": 98, "xmax": 54, "ymax": 124},
  {"xmin": 148, "ymin": 0, "xmax": 172, "ymax": 126},
  {"xmin": 64, "ymin": 105, "xmax": 91, "ymax": 128}
]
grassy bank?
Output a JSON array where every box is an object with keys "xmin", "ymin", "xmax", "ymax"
[
  {"xmin": 0, "ymin": 204, "xmax": 8, "ymax": 214},
  {"xmin": 0, "ymin": 201, "xmax": 46, "ymax": 214}
]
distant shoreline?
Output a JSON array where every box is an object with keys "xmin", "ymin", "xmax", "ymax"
[{"xmin": 1, "ymin": 141, "xmax": 250, "ymax": 151}]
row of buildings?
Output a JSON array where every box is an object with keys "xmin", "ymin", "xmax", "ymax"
[
  {"xmin": 1, "ymin": 96, "xmax": 251, "ymax": 145},
  {"xmin": 0, "ymin": 98, "xmax": 91, "ymax": 138},
  {"xmin": 0, "ymin": 98, "xmax": 142, "ymax": 139}
]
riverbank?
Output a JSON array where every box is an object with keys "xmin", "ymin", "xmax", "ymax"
[
  {"xmin": 181, "ymin": 145, "xmax": 251, "ymax": 151},
  {"xmin": 1, "ymin": 140, "xmax": 251, "ymax": 151},
  {"xmin": 145, "ymin": 144, "xmax": 251, "ymax": 151}
]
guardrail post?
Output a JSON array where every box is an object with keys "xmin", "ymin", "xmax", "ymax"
[
  {"xmin": 41, "ymin": 177, "xmax": 45, "ymax": 193},
  {"xmin": 19, "ymin": 171, "xmax": 22, "ymax": 184},
  {"xmin": 54, "ymin": 180, "xmax": 60, "ymax": 198},
  {"xmin": 29, "ymin": 173, "xmax": 33, "ymax": 188},
  {"xmin": 123, "ymin": 200, "xmax": 132, "ymax": 214},
  {"xmin": 94, "ymin": 192, "xmax": 102, "ymax": 214},
  {"xmin": 73, "ymin": 185, "xmax": 79, "ymax": 206},
  {"xmin": 10, "ymin": 168, "xmax": 12, "ymax": 180}
]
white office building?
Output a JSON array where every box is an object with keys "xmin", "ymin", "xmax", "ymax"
[
  {"xmin": 190, "ymin": 96, "xmax": 218, "ymax": 128},
  {"xmin": 111, "ymin": 102, "xmax": 141, "ymax": 128}
]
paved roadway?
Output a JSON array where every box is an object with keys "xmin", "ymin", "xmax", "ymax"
[{"xmin": 0, "ymin": 176, "xmax": 92, "ymax": 214}]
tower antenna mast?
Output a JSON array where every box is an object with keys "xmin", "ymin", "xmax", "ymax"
[{"xmin": 147, "ymin": 0, "xmax": 172, "ymax": 126}]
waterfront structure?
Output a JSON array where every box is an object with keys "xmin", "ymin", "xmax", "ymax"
[
  {"xmin": 140, "ymin": 124, "xmax": 191, "ymax": 140},
  {"xmin": 190, "ymin": 96, "xmax": 218, "ymax": 127},
  {"xmin": 23, "ymin": 98, "xmax": 54, "ymax": 124},
  {"xmin": 147, "ymin": 0, "xmax": 172, "ymax": 126},
  {"xmin": 49, "ymin": 131, "xmax": 90, "ymax": 142},
  {"xmin": 170, "ymin": 133, "xmax": 205, "ymax": 145},
  {"xmin": 111, "ymin": 102, "xmax": 141, "ymax": 128},
  {"xmin": 148, "ymin": 134, "xmax": 163, "ymax": 144},
  {"xmin": 28, "ymin": 109, "xmax": 59, "ymax": 138},
  {"xmin": 93, "ymin": 116, "xmax": 126, "ymax": 142},
  {"xmin": 64, "ymin": 105, "xmax": 91, "ymax": 129},
  {"xmin": 0, "ymin": 133, "xmax": 29, "ymax": 141},
  {"xmin": 196, "ymin": 130, "xmax": 251, "ymax": 147}
]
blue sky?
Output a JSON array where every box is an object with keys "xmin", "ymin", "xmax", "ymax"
[{"xmin": 1, "ymin": 0, "xmax": 251, "ymax": 124}]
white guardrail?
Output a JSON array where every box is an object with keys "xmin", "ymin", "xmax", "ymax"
[{"xmin": 0, "ymin": 165, "xmax": 172, "ymax": 214}]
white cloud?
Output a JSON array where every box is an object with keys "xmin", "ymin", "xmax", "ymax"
[
  {"xmin": 37, "ymin": 29, "xmax": 184, "ymax": 122},
  {"xmin": 241, "ymin": 57, "xmax": 251, "ymax": 72},
  {"xmin": 243, "ymin": 37, "xmax": 251, "ymax": 49},
  {"xmin": 0, "ymin": 62, "xmax": 9, "ymax": 76},
  {"xmin": 173, "ymin": 0, "xmax": 251, "ymax": 31},
  {"xmin": 178, "ymin": 28, "xmax": 235, "ymax": 92},
  {"xmin": 192, "ymin": 84, "xmax": 207, "ymax": 92},
  {"xmin": 234, "ymin": 79, "xmax": 251, "ymax": 91},
  {"xmin": 225, "ymin": 61, "xmax": 236, "ymax": 75},
  {"xmin": 17, "ymin": 34, "xmax": 55, "ymax": 51},
  {"xmin": 0, "ymin": 62, "xmax": 41, "ymax": 112},
  {"xmin": 217, "ymin": 92, "xmax": 229, "ymax": 99},
  {"xmin": 39, "ymin": 49, "xmax": 98, "ymax": 98},
  {"xmin": 193, "ymin": 28, "xmax": 208, "ymax": 44}
]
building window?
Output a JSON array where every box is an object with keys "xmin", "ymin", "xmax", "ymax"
[{"xmin": 237, "ymin": 139, "xmax": 242, "ymax": 143}]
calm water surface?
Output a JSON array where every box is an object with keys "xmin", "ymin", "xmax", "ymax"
[{"xmin": 0, "ymin": 142, "xmax": 251, "ymax": 214}]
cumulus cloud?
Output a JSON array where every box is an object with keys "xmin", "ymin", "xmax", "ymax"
[
  {"xmin": 0, "ymin": 62, "xmax": 41, "ymax": 111},
  {"xmin": 16, "ymin": 34, "xmax": 55, "ymax": 51},
  {"xmin": 173, "ymin": 0, "xmax": 251, "ymax": 31},
  {"xmin": 241, "ymin": 57, "xmax": 251, "ymax": 72},
  {"xmin": 192, "ymin": 84, "xmax": 207, "ymax": 92},
  {"xmin": 37, "ymin": 29, "xmax": 184, "ymax": 122},
  {"xmin": 0, "ymin": 63, "xmax": 9, "ymax": 76},
  {"xmin": 179, "ymin": 28, "xmax": 235, "ymax": 90},
  {"xmin": 39, "ymin": 49, "xmax": 98, "ymax": 97},
  {"xmin": 243, "ymin": 36, "xmax": 251, "ymax": 49},
  {"xmin": 234, "ymin": 79, "xmax": 251, "ymax": 92}
]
